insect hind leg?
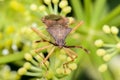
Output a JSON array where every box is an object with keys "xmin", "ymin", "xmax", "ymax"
[
  {"xmin": 62, "ymin": 48, "xmax": 78, "ymax": 72},
  {"xmin": 64, "ymin": 45, "xmax": 89, "ymax": 53}
]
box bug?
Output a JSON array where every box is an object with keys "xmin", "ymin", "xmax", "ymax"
[{"xmin": 31, "ymin": 14, "xmax": 89, "ymax": 69}]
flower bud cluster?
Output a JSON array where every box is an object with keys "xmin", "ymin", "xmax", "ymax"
[
  {"xmin": 103, "ymin": 25, "xmax": 119, "ymax": 35},
  {"xmin": 30, "ymin": 0, "xmax": 72, "ymax": 16},
  {"xmin": 95, "ymin": 25, "xmax": 120, "ymax": 72},
  {"xmin": 0, "ymin": 65, "xmax": 20, "ymax": 80},
  {"xmin": 18, "ymin": 48, "xmax": 78, "ymax": 79}
]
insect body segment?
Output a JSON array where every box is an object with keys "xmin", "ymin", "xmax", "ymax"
[{"xmin": 42, "ymin": 14, "xmax": 72, "ymax": 48}]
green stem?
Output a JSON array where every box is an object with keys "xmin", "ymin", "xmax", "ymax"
[
  {"xmin": 84, "ymin": 0, "xmax": 92, "ymax": 25},
  {"xmin": 97, "ymin": 5, "xmax": 120, "ymax": 28},
  {"xmin": 0, "ymin": 52, "xmax": 25, "ymax": 64},
  {"xmin": 31, "ymin": 59, "xmax": 39, "ymax": 66},
  {"xmin": 92, "ymin": 0, "xmax": 106, "ymax": 26},
  {"xmin": 70, "ymin": 0, "xmax": 84, "ymax": 20},
  {"xmin": 113, "ymin": 35, "xmax": 120, "ymax": 42},
  {"xmin": 90, "ymin": 49, "xmax": 114, "ymax": 80},
  {"xmin": 25, "ymin": 72, "xmax": 42, "ymax": 77},
  {"xmin": 110, "ymin": 50, "xmax": 118, "ymax": 56},
  {"xmin": 30, "ymin": 66, "xmax": 42, "ymax": 72},
  {"xmin": 54, "ymin": 4, "xmax": 58, "ymax": 14},
  {"xmin": 48, "ymin": 4, "xmax": 53, "ymax": 14},
  {"xmin": 106, "ymin": 48, "xmax": 116, "ymax": 53},
  {"xmin": 103, "ymin": 44, "xmax": 115, "ymax": 47}
]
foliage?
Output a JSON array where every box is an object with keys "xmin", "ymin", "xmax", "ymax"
[{"xmin": 0, "ymin": 0, "xmax": 120, "ymax": 80}]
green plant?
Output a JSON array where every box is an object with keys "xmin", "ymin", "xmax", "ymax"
[{"xmin": 0, "ymin": 0, "xmax": 120, "ymax": 80}]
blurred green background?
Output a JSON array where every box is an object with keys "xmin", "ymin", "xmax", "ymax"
[{"xmin": 0, "ymin": 0, "xmax": 120, "ymax": 80}]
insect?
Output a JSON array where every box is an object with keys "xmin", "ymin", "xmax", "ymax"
[{"xmin": 31, "ymin": 14, "xmax": 89, "ymax": 69}]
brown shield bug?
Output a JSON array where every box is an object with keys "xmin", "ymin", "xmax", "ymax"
[
  {"xmin": 42, "ymin": 14, "xmax": 72, "ymax": 48},
  {"xmin": 31, "ymin": 14, "xmax": 89, "ymax": 69}
]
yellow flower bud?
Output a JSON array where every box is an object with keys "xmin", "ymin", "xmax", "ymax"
[
  {"xmin": 67, "ymin": 57, "xmax": 72, "ymax": 62},
  {"xmin": 103, "ymin": 25, "xmax": 111, "ymax": 34},
  {"xmin": 98, "ymin": 64, "xmax": 108, "ymax": 72},
  {"xmin": 96, "ymin": 49, "xmax": 106, "ymax": 56},
  {"xmin": 94, "ymin": 39, "xmax": 104, "ymax": 47},
  {"xmin": 23, "ymin": 62, "xmax": 31, "ymax": 69},
  {"xmin": 68, "ymin": 63, "xmax": 77, "ymax": 70},
  {"xmin": 39, "ymin": 5, "xmax": 46, "ymax": 11},
  {"xmin": 56, "ymin": 68, "xmax": 64, "ymax": 74},
  {"xmin": 18, "ymin": 67, "xmax": 27, "ymax": 75},
  {"xmin": 116, "ymin": 42, "xmax": 120, "ymax": 49},
  {"xmin": 111, "ymin": 26, "xmax": 119, "ymax": 35},
  {"xmin": 59, "ymin": 0, "xmax": 68, "ymax": 8},
  {"xmin": 103, "ymin": 54, "xmax": 111, "ymax": 61},
  {"xmin": 44, "ymin": 0, "xmax": 51, "ymax": 5},
  {"xmin": 52, "ymin": 0, "xmax": 59, "ymax": 4},
  {"xmin": 62, "ymin": 6, "xmax": 72, "ymax": 14},
  {"xmin": 68, "ymin": 17, "xmax": 75, "ymax": 24},
  {"xmin": 24, "ymin": 53, "xmax": 33, "ymax": 61},
  {"xmin": 30, "ymin": 4, "xmax": 37, "ymax": 11}
]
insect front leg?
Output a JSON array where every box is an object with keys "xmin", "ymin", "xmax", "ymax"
[
  {"xmin": 34, "ymin": 39, "xmax": 57, "ymax": 46},
  {"xmin": 31, "ymin": 27, "xmax": 48, "ymax": 40},
  {"xmin": 70, "ymin": 21, "xmax": 84, "ymax": 34}
]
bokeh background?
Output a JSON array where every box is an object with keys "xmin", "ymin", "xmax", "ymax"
[{"xmin": 0, "ymin": 0, "xmax": 120, "ymax": 80}]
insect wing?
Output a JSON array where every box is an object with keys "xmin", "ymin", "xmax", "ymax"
[{"xmin": 47, "ymin": 27, "xmax": 72, "ymax": 41}]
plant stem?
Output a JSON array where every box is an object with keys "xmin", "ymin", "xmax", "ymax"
[
  {"xmin": 54, "ymin": 4, "xmax": 58, "ymax": 14},
  {"xmin": 25, "ymin": 72, "xmax": 42, "ymax": 77},
  {"xmin": 0, "ymin": 52, "xmax": 25, "ymax": 64},
  {"xmin": 84, "ymin": 0, "xmax": 92, "ymax": 25},
  {"xmin": 70, "ymin": 0, "xmax": 84, "ymax": 20},
  {"xmin": 92, "ymin": 0, "xmax": 106, "ymax": 26}
]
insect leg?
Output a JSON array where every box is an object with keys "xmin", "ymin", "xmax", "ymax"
[
  {"xmin": 34, "ymin": 39, "xmax": 57, "ymax": 47},
  {"xmin": 63, "ymin": 48, "xmax": 78, "ymax": 72},
  {"xmin": 34, "ymin": 45, "xmax": 52, "ymax": 69},
  {"xmin": 63, "ymin": 48, "xmax": 78, "ymax": 57},
  {"xmin": 64, "ymin": 45, "xmax": 89, "ymax": 53},
  {"xmin": 35, "ymin": 45, "xmax": 52, "ymax": 53},
  {"xmin": 70, "ymin": 21, "xmax": 84, "ymax": 33},
  {"xmin": 42, "ymin": 47, "xmax": 55, "ymax": 65},
  {"xmin": 31, "ymin": 27, "xmax": 48, "ymax": 40}
]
